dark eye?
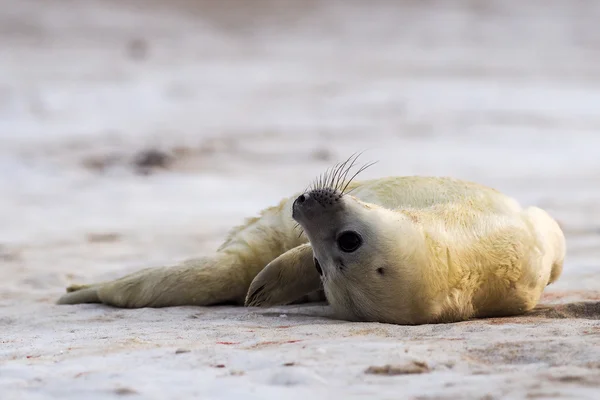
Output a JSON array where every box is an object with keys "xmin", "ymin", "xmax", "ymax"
[{"xmin": 336, "ymin": 231, "xmax": 362, "ymax": 253}]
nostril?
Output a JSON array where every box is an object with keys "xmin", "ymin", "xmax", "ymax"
[{"xmin": 296, "ymin": 194, "xmax": 306, "ymax": 204}]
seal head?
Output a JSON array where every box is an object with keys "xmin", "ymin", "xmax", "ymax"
[{"xmin": 293, "ymin": 187, "xmax": 424, "ymax": 324}]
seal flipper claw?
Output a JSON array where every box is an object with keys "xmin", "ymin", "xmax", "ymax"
[{"xmin": 245, "ymin": 284, "xmax": 267, "ymax": 307}]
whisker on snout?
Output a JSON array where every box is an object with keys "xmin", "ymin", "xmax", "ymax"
[{"xmin": 307, "ymin": 152, "xmax": 378, "ymax": 197}]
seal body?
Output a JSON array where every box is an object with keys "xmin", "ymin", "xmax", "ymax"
[
  {"xmin": 292, "ymin": 182, "xmax": 565, "ymax": 324},
  {"xmin": 58, "ymin": 176, "xmax": 565, "ymax": 325}
]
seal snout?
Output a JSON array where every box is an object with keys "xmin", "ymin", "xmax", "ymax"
[
  {"xmin": 293, "ymin": 188, "xmax": 342, "ymax": 221},
  {"xmin": 292, "ymin": 193, "xmax": 311, "ymax": 218},
  {"xmin": 292, "ymin": 192, "xmax": 312, "ymax": 220}
]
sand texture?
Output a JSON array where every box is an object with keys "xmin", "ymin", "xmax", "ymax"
[{"xmin": 1, "ymin": 1, "xmax": 600, "ymax": 399}]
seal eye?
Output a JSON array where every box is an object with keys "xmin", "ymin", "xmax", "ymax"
[
  {"xmin": 314, "ymin": 258, "xmax": 323, "ymax": 276},
  {"xmin": 337, "ymin": 231, "xmax": 362, "ymax": 253}
]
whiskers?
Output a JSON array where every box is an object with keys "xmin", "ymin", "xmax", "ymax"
[
  {"xmin": 293, "ymin": 222, "xmax": 305, "ymax": 238},
  {"xmin": 308, "ymin": 152, "xmax": 378, "ymax": 196},
  {"xmin": 293, "ymin": 152, "xmax": 378, "ymax": 239}
]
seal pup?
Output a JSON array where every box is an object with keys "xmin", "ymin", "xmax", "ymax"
[
  {"xmin": 58, "ymin": 156, "xmax": 565, "ymax": 325},
  {"xmin": 286, "ymin": 176, "xmax": 565, "ymax": 324}
]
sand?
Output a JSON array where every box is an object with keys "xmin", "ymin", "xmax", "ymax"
[{"xmin": 1, "ymin": 1, "xmax": 599, "ymax": 399}]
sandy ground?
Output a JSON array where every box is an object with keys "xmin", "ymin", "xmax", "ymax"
[{"xmin": 1, "ymin": 0, "xmax": 600, "ymax": 398}]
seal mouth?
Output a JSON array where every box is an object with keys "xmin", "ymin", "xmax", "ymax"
[{"xmin": 314, "ymin": 258, "xmax": 323, "ymax": 276}]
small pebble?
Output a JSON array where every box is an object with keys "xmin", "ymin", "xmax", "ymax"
[
  {"xmin": 365, "ymin": 361, "xmax": 430, "ymax": 376},
  {"xmin": 114, "ymin": 387, "xmax": 138, "ymax": 396}
]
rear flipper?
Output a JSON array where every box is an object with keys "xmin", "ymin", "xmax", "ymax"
[
  {"xmin": 57, "ymin": 192, "xmax": 312, "ymax": 308},
  {"xmin": 57, "ymin": 256, "xmax": 248, "ymax": 308},
  {"xmin": 245, "ymin": 243, "xmax": 324, "ymax": 307},
  {"xmin": 523, "ymin": 206, "xmax": 566, "ymax": 286},
  {"xmin": 58, "ymin": 284, "xmax": 101, "ymax": 304}
]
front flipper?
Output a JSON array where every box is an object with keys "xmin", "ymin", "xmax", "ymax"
[
  {"xmin": 57, "ymin": 256, "xmax": 248, "ymax": 308},
  {"xmin": 245, "ymin": 243, "xmax": 324, "ymax": 307}
]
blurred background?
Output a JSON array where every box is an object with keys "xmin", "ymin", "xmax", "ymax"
[{"xmin": 1, "ymin": 0, "xmax": 600, "ymax": 298}]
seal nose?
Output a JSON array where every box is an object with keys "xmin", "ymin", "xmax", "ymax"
[
  {"xmin": 292, "ymin": 192, "xmax": 313, "ymax": 221},
  {"xmin": 293, "ymin": 188, "xmax": 340, "ymax": 214},
  {"xmin": 293, "ymin": 193, "xmax": 311, "ymax": 209},
  {"xmin": 296, "ymin": 194, "xmax": 307, "ymax": 204}
]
